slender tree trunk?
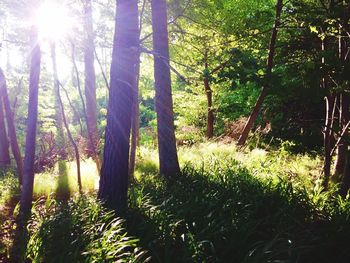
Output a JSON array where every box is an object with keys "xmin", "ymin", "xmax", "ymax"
[
  {"xmin": 71, "ymin": 43, "xmax": 90, "ymax": 136},
  {"xmin": 238, "ymin": 0, "xmax": 283, "ymax": 146},
  {"xmin": 340, "ymin": 148, "xmax": 350, "ymax": 197},
  {"xmin": 339, "ymin": 1, "xmax": 350, "ymax": 194},
  {"xmin": 203, "ymin": 50, "xmax": 214, "ymax": 138},
  {"xmin": 83, "ymin": 0, "xmax": 101, "ymax": 172},
  {"xmin": 129, "ymin": 5, "xmax": 145, "ymax": 179},
  {"xmin": 0, "ymin": 96, "xmax": 10, "ymax": 167},
  {"xmin": 323, "ymin": 94, "xmax": 336, "ymax": 189},
  {"xmin": 19, "ymin": 26, "xmax": 41, "ymax": 215},
  {"xmin": 57, "ymin": 84, "xmax": 82, "ymax": 194},
  {"xmin": 204, "ymin": 76, "xmax": 214, "ymax": 139},
  {"xmin": 333, "ymin": 93, "xmax": 350, "ymax": 180},
  {"xmin": 0, "ymin": 68, "xmax": 23, "ymax": 181},
  {"xmin": 98, "ymin": 0, "xmax": 139, "ymax": 211},
  {"xmin": 50, "ymin": 43, "xmax": 67, "ymax": 168},
  {"xmin": 151, "ymin": 0, "xmax": 180, "ymax": 177},
  {"xmin": 128, "ymin": 57, "xmax": 140, "ymax": 179}
]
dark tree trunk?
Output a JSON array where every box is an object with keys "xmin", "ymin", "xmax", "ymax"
[
  {"xmin": 338, "ymin": 2, "xmax": 350, "ymax": 194},
  {"xmin": 19, "ymin": 26, "xmax": 41, "ymax": 215},
  {"xmin": 0, "ymin": 68, "xmax": 23, "ymax": 180},
  {"xmin": 340, "ymin": 149, "xmax": 350, "ymax": 197},
  {"xmin": 203, "ymin": 50, "xmax": 214, "ymax": 139},
  {"xmin": 98, "ymin": 0, "xmax": 139, "ymax": 212},
  {"xmin": 204, "ymin": 76, "xmax": 214, "ymax": 139},
  {"xmin": 151, "ymin": 0, "xmax": 180, "ymax": 177},
  {"xmin": 238, "ymin": 0, "xmax": 283, "ymax": 146},
  {"xmin": 83, "ymin": 0, "xmax": 101, "ymax": 171},
  {"xmin": 0, "ymin": 95, "xmax": 10, "ymax": 167}
]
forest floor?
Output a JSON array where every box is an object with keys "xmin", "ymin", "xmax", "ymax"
[
  {"xmin": 0, "ymin": 142, "xmax": 350, "ymax": 262},
  {"xmin": 0, "ymin": 196, "xmax": 18, "ymax": 262}
]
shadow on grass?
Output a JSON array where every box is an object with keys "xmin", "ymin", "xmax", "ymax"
[
  {"xmin": 55, "ymin": 160, "xmax": 71, "ymax": 201},
  {"xmin": 126, "ymin": 164, "xmax": 350, "ymax": 263},
  {"xmin": 10, "ymin": 161, "xmax": 72, "ymax": 262}
]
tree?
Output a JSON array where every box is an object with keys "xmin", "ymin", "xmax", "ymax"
[
  {"xmin": 50, "ymin": 43, "xmax": 67, "ymax": 175},
  {"xmin": 238, "ymin": 0, "xmax": 283, "ymax": 146},
  {"xmin": 0, "ymin": 68, "xmax": 23, "ymax": 181},
  {"xmin": 98, "ymin": 0, "xmax": 139, "ymax": 211},
  {"xmin": 83, "ymin": 0, "xmax": 101, "ymax": 171},
  {"xmin": 151, "ymin": 0, "xmax": 180, "ymax": 177},
  {"xmin": 19, "ymin": 26, "xmax": 41, "ymax": 214},
  {"xmin": 0, "ymin": 94, "xmax": 10, "ymax": 167}
]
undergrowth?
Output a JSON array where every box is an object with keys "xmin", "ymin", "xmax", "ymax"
[
  {"xmin": 1, "ymin": 143, "xmax": 350, "ymax": 262},
  {"xmin": 26, "ymin": 196, "xmax": 149, "ymax": 262},
  {"xmin": 128, "ymin": 158, "xmax": 350, "ymax": 263}
]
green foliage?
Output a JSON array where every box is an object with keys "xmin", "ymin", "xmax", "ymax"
[
  {"xmin": 0, "ymin": 170, "xmax": 19, "ymax": 207},
  {"xmin": 129, "ymin": 151, "xmax": 350, "ymax": 263},
  {"xmin": 27, "ymin": 196, "xmax": 149, "ymax": 263}
]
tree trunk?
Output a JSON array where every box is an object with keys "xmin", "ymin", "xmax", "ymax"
[
  {"xmin": 128, "ymin": 56, "xmax": 140, "ymax": 179},
  {"xmin": 203, "ymin": 51, "xmax": 214, "ymax": 139},
  {"xmin": 338, "ymin": 1, "xmax": 350, "ymax": 194},
  {"xmin": 340, "ymin": 148, "xmax": 350, "ymax": 197},
  {"xmin": 83, "ymin": 0, "xmax": 101, "ymax": 172},
  {"xmin": 0, "ymin": 96, "xmax": 10, "ymax": 167},
  {"xmin": 19, "ymin": 26, "xmax": 41, "ymax": 215},
  {"xmin": 57, "ymin": 84, "xmax": 82, "ymax": 194},
  {"xmin": 323, "ymin": 94, "xmax": 336, "ymax": 189},
  {"xmin": 237, "ymin": 0, "xmax": 283, "ymax": 146},
  {"xmin": 151, "ymin": 0, "xmax": 180, "ymax": 178},
  {"xmin": 98, "ymin": 0, "xmax": 139, "ymax": 212},
  {"xmin": 0, "ymin": 68, "xmax": 23, "ymax": 180},
  {"xmin": 50, "ymin": 43, "xmax": 67, "ymax": 161},
  {"xmin": 333, "ymin": 93, "xmax": 350, "ymax": 181}
]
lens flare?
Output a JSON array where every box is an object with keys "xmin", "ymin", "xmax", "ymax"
[{"xmin": 35, "ymin": 2, "xmax": 72, "ymax": 41}]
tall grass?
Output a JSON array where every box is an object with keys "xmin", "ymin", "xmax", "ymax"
[
  {"xmin": 128, "ymin": 159, "xmax": 350, "ymax": 263},
  {"xmin": 33, "ymin": 158, "xmax": 99, "ymax": 198},
  {"xmin": 27, "ymin": 196, "xmax": 149, "ymax": 262}
]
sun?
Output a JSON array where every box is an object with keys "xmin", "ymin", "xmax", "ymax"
[{"xmin": 35, "ymin": 1, "xmax": 72, "ymax": 42}]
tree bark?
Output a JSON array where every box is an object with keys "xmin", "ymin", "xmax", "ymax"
[
  {"xmin": 0, "ymin": 68, "xmax": 23, "ymax": 180},
  {"xmin": 151, "ymin": 0, "xmax": 180, "ymax": 178},
  {"xmin": 83, "ymin": 0, "xmax": 101, "ymax": 171},
  {"xmin": 98, "ymin": 0, "xmax": 139, "ymax": 211},
  {"xmin": 0, "ymin": 95, "xmax": 10, "ymax": 167},
  {"xmin": 19, "ymin": 26, "xmax": 41, "ymax": 215},
  {"xmin": 237, "ymin": 0, "xmax": 283, "ymax": 146}
]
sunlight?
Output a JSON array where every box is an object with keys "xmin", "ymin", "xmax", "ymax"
[{"xmin": 35, "ymin": 1, "xmax": 72, "ymax": 41}]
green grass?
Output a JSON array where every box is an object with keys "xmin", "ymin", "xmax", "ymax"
[
  {"xmin": 128, "ymin": 159, "xmax": 350, "ymax": 263},
  {"xmin": 33, "ymin": 158, "xmax": 99, "ymax": 198},
  {"xmin": 1, "ymin": 142, "xmax": 350, "ymax": 262},
  {"xmin": 0, "ymin": 169, "xmax": 20, "ymax": 208},
  {"xmin": 26, "ymin": 196, "xmax": 149, "ymax": 262}
]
